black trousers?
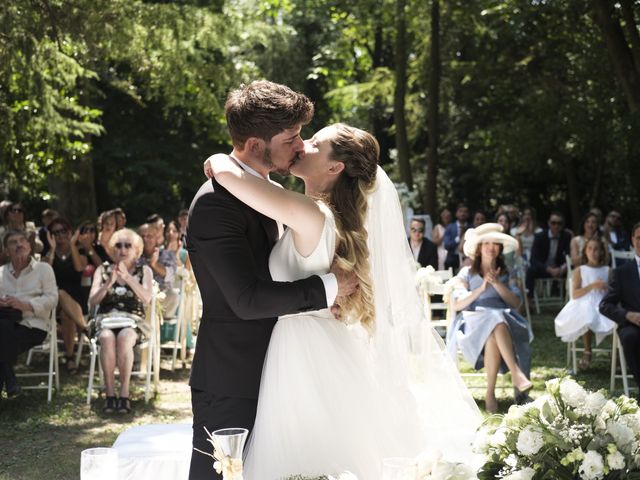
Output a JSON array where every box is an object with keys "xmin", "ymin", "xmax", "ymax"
[
  {"xmin": 189, "ymin": 388, "xmax": 258, "ymax": 480},
  {"xmin": 618, "ymin": 324, "xmax": 640, "ymax": 395},
  {"xmin": 0, "ymin": 321, "xmax": 47, "ymax": 364}
]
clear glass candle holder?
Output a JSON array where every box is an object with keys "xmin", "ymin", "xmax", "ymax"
[
  {"xmin": 80, "ymin": 447, "xmax": 118, "ymax": 480},
  {"xmin": 382, "ymin": 457, "xmax": 418, "ymax": 480}
]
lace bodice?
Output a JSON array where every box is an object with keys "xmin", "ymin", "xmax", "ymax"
[{"xmin": 268, "ymin": 202, "xmax": 336, "ymax": 282}]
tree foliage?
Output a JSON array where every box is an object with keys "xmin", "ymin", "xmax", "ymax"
[{"xmin": 1, "ymin": 0, "xmax": 639, "ymax": 228}]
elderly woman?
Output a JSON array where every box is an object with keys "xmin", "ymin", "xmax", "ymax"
[
  {"xmin": 446, "ymin": 223, "xmax": 533, "ymax": 413},
  {"xmin": 89, "ymin": 228, "xmax": 152, "ymax": 414},
  {"xmin": 0, "ymin": 230, "xmax": 58, "ymax": 396}
]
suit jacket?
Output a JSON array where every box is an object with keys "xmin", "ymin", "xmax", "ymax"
[
  {"xmin": 443, "ymin": 222, "xmax": 471, "ymax": 268},
  {"xmin": 409, "ymin": 238, "xmax": 438, "ymax": 269},
  {"xmin": 600, "ymin": 260, "xmax": 640, "ymax": 327},
  {"xmin": 187, "ymin": 179, "xmax": 328, "ymax": 399},
  {"xmin": 529, "ymin": 229, "xmax": 572, "ymax": 272}
]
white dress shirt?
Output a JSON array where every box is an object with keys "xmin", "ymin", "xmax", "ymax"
[
  {"xmin": 230, "ymin": 155, "xmax": 338, "ymax": 307},
  {"xmin": 0, "ymin": 258, "xmax": 58, "ymax": 331}
]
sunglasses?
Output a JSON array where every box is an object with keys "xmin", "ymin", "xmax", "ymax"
[
  {"xmin": 549, "ymin": 221, "xmax": 563, "ymax": 226},
  {"xmin": 114, "ymin": 242, "xmax": 133, "ymax": 250},
  {"xmin": 50, "ymin": 228, "xmax": 69, "ymax": 236},
  {"xmin": 10, "ymin": 207, "xmax": 24, "ymax": 213},
  {"xmin": 410, "ymin": 227, "xmax": 424, "ymax": 233}
]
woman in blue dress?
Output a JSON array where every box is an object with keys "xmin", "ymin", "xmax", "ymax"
[{"xmin": 447, "ymin": 223, "xmax": 533, "ymax": 413}]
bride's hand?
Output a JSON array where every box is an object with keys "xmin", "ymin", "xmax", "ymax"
[{"xmin": 203, "ymin": 154, "xmax": 241, "ymax": 180}]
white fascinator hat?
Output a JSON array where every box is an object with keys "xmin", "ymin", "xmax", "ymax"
[{"xmin": 463, "ymin": 223, "xmax": 519, "ymax": 259}]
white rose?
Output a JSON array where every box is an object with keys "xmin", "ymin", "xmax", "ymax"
[
  {"xmin": 430, "ymin": 461, "xmax": 477, "ymax": 480},
  {"xmin": 472, "ymin": 430, "xmax": 491, "ymax": 453},
  {"xmin": 516, "ymin": 427, "xmax": 544, "ymax": 456},
  {"xmin": 503, "ymin": 467, "xmax": 535, "ymax": 480},
  {"xmin": 607, "ymin": 450, "xmax": 626, "ymax": 470},
  {"xmin": 490, "ymin": 428, "xmax": 507, "ymax": 448},
  {"xmin": 579, "ymin": 392, "xmax": 607, "ymax": 416},
  {"xmin": 607, "ymin": 420, "xmax": 635, "ymax": 449},
  {"xmin": 559, "ymin": 378, "xmax": 587, "ymax": 408},
  {"xmin": 579, "ymin": 451, "xmax": 605, "ymax": 480}
]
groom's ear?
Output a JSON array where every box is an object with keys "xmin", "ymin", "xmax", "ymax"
[{"xmin": 245, "ymin": 137, "xmax": 265, "ymax": 154}]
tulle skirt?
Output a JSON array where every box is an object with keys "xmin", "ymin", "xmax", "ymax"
[
  {"xmin": 555, "ymin": 293, "xmax": 616, "ymax": 345},
  {"xmin": 243, "ymin": 312, "xmax": 482, "ymax": 479}
]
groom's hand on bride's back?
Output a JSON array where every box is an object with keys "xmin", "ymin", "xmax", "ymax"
[{"xmin": 329, "ymin": 260, "xmax": 358, "ymax": 319}]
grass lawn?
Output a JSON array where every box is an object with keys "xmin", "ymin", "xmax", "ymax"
[{"xmin": 0, "ymin": 305, "xmax": 630, "ymax": 479}]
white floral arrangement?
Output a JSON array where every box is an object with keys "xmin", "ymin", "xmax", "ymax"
[{"xmin": 474, "ymin": 376, "xmax": 640, "ymax": 479}]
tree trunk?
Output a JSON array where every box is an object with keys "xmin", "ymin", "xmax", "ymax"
[
  {"xmin": 591, "ymin": 0, "xmax": 640, "ymax": 112},
  {"xmin": 565, "ymin": 157, "xmax": 581, "ymax": 233},
  {"xmin": 394, "ymin": 0, "xmax": 413, "ymax": 187},
  {"xmin": 620, "ymin": 0, "xmax": 640, "ymax": 70},
  {"xmin": 589, "ymin": 154, "xmax": 604, "ymax": 208},
  {"xmin": 50, "ymin": 155, "xmax": 97, "ymax": 224},
  {"xmin": 424, "ymin": 0, "xmax": 441, "ymax": 220}
]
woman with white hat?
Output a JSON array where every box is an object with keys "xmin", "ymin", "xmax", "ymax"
[{"xmin": 446, "ymin": 223, "xmax": 534, "ymax": 413}]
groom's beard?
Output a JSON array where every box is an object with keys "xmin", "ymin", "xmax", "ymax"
[{"xmin": 261, "ymin": 146, "xmax": 275, "ymax": 172}]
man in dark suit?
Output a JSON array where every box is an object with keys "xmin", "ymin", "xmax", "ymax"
[
  {"xmin": 408, "ymin": 218, "xmax": 438, "ymax": 269},
  {"xmin": 525, "ymin": 211, "xmax": 572, "ymax": 293},
  {"xmin": 186, "ymin": 81, "xmax": 356, "ymax": 479},
  {"xmin": 600, "ymin": 222, "xmax": 640, "ymax": 397},
  {"xmin": 443, "ymin": 203, "xmax": 471, "ymax": 271}
]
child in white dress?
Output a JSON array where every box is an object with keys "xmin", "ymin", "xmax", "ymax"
[{"xmin": 554, "ymin": 236, "xmax": 614, "ymax": 369}]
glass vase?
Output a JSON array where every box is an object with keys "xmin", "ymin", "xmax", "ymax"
[{"xmin": 212, "ymin": 428, "xmax": 248, "ymax": 480}]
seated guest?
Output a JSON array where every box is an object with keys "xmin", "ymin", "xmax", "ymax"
[
  {"xmin": 444, "ymin": 203, "xmax": 471, "ymax": 271},
  {"xmin": 473, "ymin": 210, "xmax": 487, "ymax": 228},
  {"xmin": 112, "ymin": 207, "xmax": 127, "ymax": 231},
  {"xmin": 432, "ymin": 208, "xmax": 452, "ymax": 270},
  {"xmin": 38, "ymin": 208, "xmax": 59, "ymax": 257},
  {"xmin": 570, "ymin": 212, "xmax": 603, "ymax": 267},
  {"xmin": 555, "ymin": 237, "xmax": 614, "ymax": 370},
  {"xmin": 43, "ymin": 217, "xmax": 89, "ymax": 373},
  {"xmin": 525, "ymin": 211, "xmax": 572, "ymax": 294},
  {"xmin": 514, "ymin": 207, "xmax": 541, "ymax": 264},
  {"xmin": 446, "ymin": 223, "xmax": 533, "ymax": 413},
  {"xmin": 89, "ymin": 228, "xmax": 153, "ymax": 413},
  {"xmin": 408, "ymin": 218, "xmax": 438, "ymax": 269},
  {"xmin": 0, "ymin": 202, "xmax": 43, "ymax": 263},
  {"xmin": 177, "ymin": 209, "xmax": 189, "ymax": 247},
  {"xmin": 603, "ymin": 210, "xmax": 630, "ymax": 252},
  {"xmin": 138, "ymin": 223, "xmax": 179, "ymax": 318},
  {"xmin": 96, "ymin": 210, "xmax": 117, "ymax": 262},
  {"xmin": 600, "ymin": 222, "xmax": 640, "ymax": 399},
  {"xmin": 146, "ymin": 214, "xmax": 165, "ymax": 247},
  {"xmin": 0, "ymin": 230, "xmax": 58, "ymax": 396}
]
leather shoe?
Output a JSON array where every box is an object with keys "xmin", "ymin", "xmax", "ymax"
[{"xmin": 6, "ymin": 382, "xmax": 21, "ymax": 398}]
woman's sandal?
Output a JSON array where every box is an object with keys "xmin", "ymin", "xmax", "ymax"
[
  {"xmin": 579, "ymin": 351, "xmax": 592, "ymax": 371},
  {"xmin": 117, "ymin": 397, "xmax": 132, "ymax": 414},
  {"xmin": 64, "ymin": 355, "xmax": 78, "ymax": 375},
  {"xmin": 103, "ymin": 396, "xmax": 117, "ymax": 414}
]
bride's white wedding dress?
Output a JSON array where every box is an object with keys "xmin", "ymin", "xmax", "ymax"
[{"xmin": 244, "ymin": 169, "xmax": 482, "ymax": 479}]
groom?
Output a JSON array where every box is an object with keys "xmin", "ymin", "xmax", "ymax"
[{"xmin": 186, "ymin": 80, "xmax": 356, "ymax": 479}]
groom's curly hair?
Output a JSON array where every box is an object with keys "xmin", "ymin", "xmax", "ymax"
[
  {"xmin": 327, "ymin": 124, "xmax": 379, "ymax": 335},
  {"xmin": 225, "ymin": 80, "xmax": 314, "ymax": 149}
]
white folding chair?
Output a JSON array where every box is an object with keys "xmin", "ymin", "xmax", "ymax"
[
  {"xmin": 611, "ymin": 249, "xmax": 635, "ymax": 268},
  {"xmin": 86, "ymin": 291, "xmax": 159, "ymax": 405},
  {"xmin": 533, "ymin": 277, "xmax": 565, "ymax": 314},
  {"xmin": 610, "ymin": 326, "xmax": 635, "ymax": 397},
  {"xmin": 419, "ymin": 268, "xmax": 453, "ymax": 335},
  {"xmin": 19, "ymin": 309, "xmax": 60, "ymax": 402},
  {"xmin": 159, "ymin": 267, "xmax": 191, "ymax": 371}
]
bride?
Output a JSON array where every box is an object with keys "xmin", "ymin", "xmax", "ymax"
[{"xmin": 205, "ymin": 123, "xmax": 481, "ymax": 479}]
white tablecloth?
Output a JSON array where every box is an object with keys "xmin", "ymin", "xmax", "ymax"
[{"xmin": 113, "ymin": 423, "xmax": 192, "ymax": 480}]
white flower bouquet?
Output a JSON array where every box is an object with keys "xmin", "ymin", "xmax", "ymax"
[{"xmin": 475, "ymin": 376, "xmax": 640, "ymax": 479}]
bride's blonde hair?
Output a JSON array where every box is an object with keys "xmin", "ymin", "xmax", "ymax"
[{"xmin": 327, "ymin": 124, "xmax": 378, "ymax": 334}]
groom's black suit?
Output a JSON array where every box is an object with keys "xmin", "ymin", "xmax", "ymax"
[{"xmin": 187, "ymin": 178, "xmax": 328, "ymax": 479}]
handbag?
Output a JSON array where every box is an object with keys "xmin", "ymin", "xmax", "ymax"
[
  {"xmin": 0, "ymin": 305, "xmax": 23, "ymax": 323},
  {"xmin": 95, "ymin": 311, "xmax": 141, "ymax": 331}
]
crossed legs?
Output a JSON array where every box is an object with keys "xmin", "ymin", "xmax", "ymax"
[{"xmin": 483, "ymin": 323, "xmax": 532, "ymax": 412}]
